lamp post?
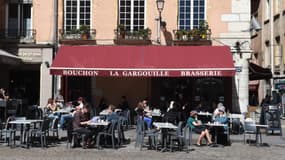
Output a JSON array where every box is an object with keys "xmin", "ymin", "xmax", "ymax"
[{"xmin": 156, "ymin": 0, "xmax": 164, "ymax": 44}]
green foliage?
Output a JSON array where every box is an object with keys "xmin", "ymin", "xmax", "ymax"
[
  {"xmin": 79, "ymin": 25, "xmax": 90, "ymax": 34},
  {"xmin": 138, "ymin": 28, "xmax": 151, "ymax": 39}
]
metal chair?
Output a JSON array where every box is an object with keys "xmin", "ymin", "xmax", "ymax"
[
  {"xmin": 96, "ymin": 121, "xmax": 118, "ymax": 149},
  {"xmin": 168, "ymin": 121, "xmax": 188, "ymax": 152},
  {"xmin": 0, "ymin": 116, "xmax": 16, "ymax": 147},
  {"xmin": 243, "ymin": 119, "xmax": 257, "ymax": 144},
  {"xmin": 48, "ymin": 117, "xmax": 59, "ymax": 142},
  {"xmin": 135, "ymin": 117, "xmax": 159, "ymax": 150},
  {"xmin": 28, "ymin": 118, "xmax": 51, "ymax": 148}
]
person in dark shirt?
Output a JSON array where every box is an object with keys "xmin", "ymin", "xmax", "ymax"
[
  {"xmin": 118, "ymin": 96, "xmax": 129, "ymax": 111},
  {"xmin": 72, "ymin": 105, "xmax": 91, "ymax": 148}
]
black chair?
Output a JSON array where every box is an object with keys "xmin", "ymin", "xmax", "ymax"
[
  {"xmin": 48, "ymin": 117, "xmax": 59, "ymax": 142},
  {"xmin": 28, "ymin": 118, "xmax": 51, "ymax": 148},
  {"xmin": 96, "ymin": 120, "xmax": 118, "ymax": 149}
]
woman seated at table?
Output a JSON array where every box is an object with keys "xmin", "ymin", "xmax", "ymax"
[
  {"xmin": 187, "ymin": 110, "xmax": 213, "ymax": 146},
  {"xmin": 46, "ymin": 98, "xmax": 59, "ymax": 118},
  {"xmin": 211, "ymin": 107, "xmax": 228, "ymax": 138},
  {"xmin": 135, "ymin": 100, "xmax": 153, "ymax": 129}
]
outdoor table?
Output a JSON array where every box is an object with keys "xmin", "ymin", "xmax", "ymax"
[
  {"xmin": 250, "ymin": 124, "xmax": 268, "ymax": 146},
  {"xmin": 205, "ymin": 122, "xmax": 228, "ymax": 147},
  {"xmin": 87, "ymin": 121, "xmax": 110, "ymax": 126},
  {"xmin": 56, "ymin": 108, "xmax": 72, "ymax": 115},
  {"xmin": 99, "ymin": 110, "xmax": 109, "ymax": 116},
  {"xmin": 9, "ymin": 119, "xmax": 43, "ymax": 148},
  {"xmin": 153, "ymin": 122, "xmax": 178, "ymax": 152}
]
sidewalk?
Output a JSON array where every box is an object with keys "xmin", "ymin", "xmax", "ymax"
[{"xmin": 1, "ymin": 120, "xmax": 285, "ymax": 160}]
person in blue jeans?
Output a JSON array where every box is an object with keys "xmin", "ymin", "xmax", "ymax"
[{"xmin": 135, "ymin": 100, "xmax": 152, "ymax": 129}]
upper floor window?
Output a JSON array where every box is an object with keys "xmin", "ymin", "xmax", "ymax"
[
  {"xmin": 64, "ymin": 0, "xmax": 91, "ymax": 31},
  {"xmin": 178, "ymin": 0, "xmax": 205, "ymax": 30},
  {"xmin": 4, "ymin": 0, "xmax": 34, "ymax": 41},
  {"xmin": 119, "ymin": 0, "xmax": 145, "ymax": 31}
]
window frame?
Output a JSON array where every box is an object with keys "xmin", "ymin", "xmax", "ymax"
[
  {"xmin": 118, "ymin": 0, "xmax": 146, "ymax": 32},
  {"xmin": 64, "ymin": 0, "xmax": 92, "ymax": 31},
  {"xmin": 178, "ymin": 0, "xmax": 206, "ymax": 30}
]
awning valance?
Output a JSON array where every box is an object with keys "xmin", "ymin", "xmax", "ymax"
[
  {"xmin": 0, "ymin": 49, "xmax": 22, "ymax": 65},
  {"xmin": 50, "ymin": 46, "xmax": 235, "ymax": 77},
  {"xmin": 249, "ymin": 62, "xmax": 272, "ymax": 80}
]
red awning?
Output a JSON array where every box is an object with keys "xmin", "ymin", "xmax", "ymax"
[{"xmin": 50, "ymin": 46, "xmax": 235, "ymax": 77}]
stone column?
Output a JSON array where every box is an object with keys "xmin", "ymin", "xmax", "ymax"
[{"xmin": 233, "ymin": 48, "xmax": 252, "ymax": 113}]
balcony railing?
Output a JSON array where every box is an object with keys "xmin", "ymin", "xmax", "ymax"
[
  {"xmin": 0, "ymin": 29, "xmax": 36, "ymax": 43},
  {"xmin": 172, "ymin": 29, "xmax": 212, "ymax": 46},
  {"xmin": 114, "ymin": 28, "xmax": 152, "ymax": 45},
  {"xmin": 59, "ymin": 29, "xmax": 96, "ymax": 45}
]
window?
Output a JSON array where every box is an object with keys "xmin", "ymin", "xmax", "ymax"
[
  {"xmin": 64, "ymin": 0, "xmax": 91, "ymax": 31},
  {"xmin": 119, "ymin": 0, "xmax": 145, "ymax": 31},
  {"xmin": 7, "ymin": 1, "xmax": 32, "ymax": 37},
  {"xmin": 178, "ymin": 0, "xmax": 205, "ymax": 30}
]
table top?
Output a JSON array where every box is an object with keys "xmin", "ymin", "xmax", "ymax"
[
  {"xmin": 99, "ymin": 110, "xmax": 109, "ymax": 116},
  {"xmin": 56, "ymin": 108, "xmax": 72, "ymax": 114},
  {"xmin": 153, "ymin": 122, "xmax": 178, "ymax": 129},
  {"xmin": 251, "ymin": 124, "xmax": 269, "ymax": 128},
  {"xmin": 9, "ymin": 119, "xmax": 43, "ymax": 124},
  {"xmin": 87, "ymin": 121, "xmax": 110, "ymax": 126},
  {"xmin": 204, "ymin": 122, "xmax": 227, "ymax": 127},
  {"xmin": 198, "ymin": 112, "xmax": 213, "ymax": 116}
]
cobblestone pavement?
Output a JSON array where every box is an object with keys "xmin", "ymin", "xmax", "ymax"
[{"xmin": 1, "ymin": 120, "xmax": 285, "ymax": 160}]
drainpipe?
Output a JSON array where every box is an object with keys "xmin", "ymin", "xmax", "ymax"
[
  {"xmin": 52, "ymin": 0, "xmax": 59, "ymax": 98},
  {"xmin": 270, "ymin": 0, "xmax": 274, "ymax": 93}
]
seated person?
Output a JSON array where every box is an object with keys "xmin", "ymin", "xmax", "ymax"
[
  {"xmin": 46, "ymin": 98, "xmax": 59, "ymax": 119},
  {"xmin": 211, "ymin": 107, "xmax": 228, "ymax": 143},
  {"xmin": 72, "ymin": 104, "xmax": 91, "ymax": 148},
  {"xmin": 135, "ymin": 100, "xmax": 152, "ymax": 129},
  {"xmin": 106, "ymin": 104, "xmax": 119, "ymax": 122},
  {"xmin": 163, "ymin": 101, "xmax": 179, "ymax": 124},
  {"xmin": 187, "ymin": 110, "xmax": 213, "ymax": 146}
]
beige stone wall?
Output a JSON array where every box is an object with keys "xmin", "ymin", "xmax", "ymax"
[
  {"xmin": 33, "ymin": 0, "xmax": 54, "ymax": 43},
  {"xmin": 208, "ymin": 0, "xmax": 231, "ymax": 40}
]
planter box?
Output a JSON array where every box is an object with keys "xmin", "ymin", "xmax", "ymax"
[
  {"xmin": 59, "ymin": 39, "xmax": 97, "ymax": 45},
  {"xmin": 114, "ymin": 39, "xmax": 152, "ymax": 45},
  {"xmin": 173, "ymin": 40, "xmax": 212, "ymax": 46}
]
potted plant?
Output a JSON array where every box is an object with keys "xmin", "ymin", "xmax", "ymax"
[
  {"xmin": 79, "ymin": 25, "xmax": 90, "ymax": 40},
  {"xmin": 117, "ymin": 24, "xmax": 126, "ymax": 39},
  {"xmin": 191, "ymin": 28, "xmax": 201, "ymax": 40},
  {"xmin": 198, "ymin": 20, "xmax": 209, "ymax": 39},
  {"xmin": 174, "ymin": 30, "xmax": 183, "ymax": 40},
  {"xmin": 138, "ymin": 28, "xmax": 151, "ymax": 40}
]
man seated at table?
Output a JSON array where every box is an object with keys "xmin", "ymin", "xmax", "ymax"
[
  {"xmin": 187, "ymin": 110, "xmax": 213, "ymax": 146},
  {"xmin": 72, "ymin": 104, "xmax": 91, "ymax": 148}
]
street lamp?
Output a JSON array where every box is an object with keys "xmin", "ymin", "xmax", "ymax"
[{"xmin": 156, "ymin": 0, "xmax": 165, "ymax": 43}]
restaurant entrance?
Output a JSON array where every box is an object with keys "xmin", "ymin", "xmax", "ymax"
[{"xmin": 151, "ymin": 77, "xmax": 232, "ymax": 112}]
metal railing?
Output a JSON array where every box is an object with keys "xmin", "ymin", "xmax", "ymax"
[
  {"xmin": 0, "ymin": 29, "xmax": 36, "ymax": 43},
  {"xmin": 59, "ymin": 29, "xmax": 96, "ymax": 40},
  {"xmin": 173, "ymin": 29, "xmax": 211, "ymax": 41},
  {"xmin": 114, "ymin": 29, "xmax": 151, "ymax": 40}
]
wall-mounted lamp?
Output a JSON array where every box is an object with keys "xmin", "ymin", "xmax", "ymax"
[
  {"xmin": 156, "ymin": 0, "xmax": 165, "ymax": 44},
  {"xmin": 234, "ymin": 41, "xmax": 250, "ymax": 58},
  {"xmin": 44, "ymin": 61, "xmax": 50, "ymax": 68},
  {"xmin": 250, "ymin": 16, "xmax": 261, "ymax": 31}
]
